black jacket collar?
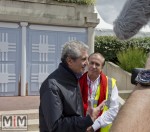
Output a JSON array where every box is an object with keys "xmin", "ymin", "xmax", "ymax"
[{"xmin": 59, "ymin": 62, "xmax": 78, "ymax": 81}]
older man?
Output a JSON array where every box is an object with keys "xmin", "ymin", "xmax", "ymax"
[{"xmin": 39, "ymin": 41, "xmax": 105, "ymax": 132}]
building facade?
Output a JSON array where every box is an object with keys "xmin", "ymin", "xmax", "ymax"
[{"xmin": 0, "ymin": 0, "xmax": 99, "ymax": 96}]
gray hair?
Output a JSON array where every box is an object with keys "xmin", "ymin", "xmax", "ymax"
[{"xmin": 61, "ymin": 40, "xmax": 89, "ymax": 63}]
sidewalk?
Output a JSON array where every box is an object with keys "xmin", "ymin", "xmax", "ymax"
[
  {"xmin": 0, "ymin": 96, "xmax": 40, "ymax": 111},
  {"xmin": 0, "ymin": 96, "xmax": 40, "ymax": 132}
]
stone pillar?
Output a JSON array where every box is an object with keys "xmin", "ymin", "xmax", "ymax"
[
  {"xmin": 87, "ymin": 27, "xmax": 95, "ymax": 54},
  {"xmin": 20, "ymin": 22, "xmax": 28, "ymax": 96}
]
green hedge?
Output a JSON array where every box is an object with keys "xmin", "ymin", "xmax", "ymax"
[
  {"xmin": 53, "ymin": 0, "xmax": 95, "ymax": 5},
  {"xmin": 117, "ymin": 47, "xmax": 147, "ymax": 73},
  {"xmin": 95, "ymin": 36, "xmax": 150, "ymax": 63}
]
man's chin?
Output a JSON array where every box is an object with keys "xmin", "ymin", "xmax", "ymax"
[
  {"xmin": 81, "ymin": 70, "xmax": 85, "ymax": 74},
  {"xmin": 82, "ymin": 67, "xmax": 87, "ymax": 72}
]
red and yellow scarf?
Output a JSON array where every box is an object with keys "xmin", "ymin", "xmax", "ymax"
[{"xmin": 79, "ymin": 71, "xmax": 107, "ymax": 116}]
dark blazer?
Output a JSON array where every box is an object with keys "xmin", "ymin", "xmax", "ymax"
[{"xmin": 39, "ymin": 63, "xmax": 93, "ymax": 132}]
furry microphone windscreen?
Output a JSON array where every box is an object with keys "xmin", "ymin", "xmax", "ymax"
[{"xmin": 113, "ymin": 0, "xmax": 150, "ymax": 40}]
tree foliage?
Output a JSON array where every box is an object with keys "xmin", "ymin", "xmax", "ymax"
[{"xmin": 95, "ymin": 36, "xmax": 150, "ymax": 64}]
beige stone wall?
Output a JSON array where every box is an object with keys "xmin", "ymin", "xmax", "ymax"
[
  {"xmin": 0, "ymin": 0, "xmax": 99, "ymax": 27},
  {"xmin": 103, "ymin": 61, "xmax": 135, "ymax": 91}
]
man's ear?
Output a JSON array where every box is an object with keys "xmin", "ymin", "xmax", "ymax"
[
  {"xmin": 66, "ymin": 57, "xmax": 73, "ymax": 65},
  {"xmin": 103, "ymin": 60, "xmax": 105, "ymax": 67},
  {"xmin": 102, "ymin": 60, "xmax": 105, "ymax": 68}
]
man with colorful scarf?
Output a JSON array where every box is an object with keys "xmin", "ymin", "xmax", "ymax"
[
  {"xmin": 79, "ymin": 53, "xmax": 119, "ymax": 132},
  {"xmin": 39, "ymin": 42, "xmax": 106, "ymax": 132}
]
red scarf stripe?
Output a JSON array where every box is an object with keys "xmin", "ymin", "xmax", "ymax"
[{"xmin": 79, "ymin": 72, "xmax": 107, "ymax": 116}]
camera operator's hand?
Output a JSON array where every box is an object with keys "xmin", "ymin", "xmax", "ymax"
[{"xmin": 87, "ymin": 100, "xmax": 106, "ymax": 122}]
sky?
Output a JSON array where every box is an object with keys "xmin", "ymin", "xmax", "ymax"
[
  {"xmin": 96, "ymin": 0, "xmax": 127, "ymax": 24},
  {"xmin": 95, "ymin": 0, "xmax": 150, "ymax": 32}
]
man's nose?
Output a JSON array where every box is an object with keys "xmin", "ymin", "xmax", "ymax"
[
  {"xmin": 92, "ymin": 63, "xmax": 96, "ymax": 68},
  {"xmin": 85, "ymin": 59, "xmax": 88, "ymax": 65}
]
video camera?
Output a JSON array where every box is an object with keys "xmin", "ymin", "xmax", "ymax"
[{"xmin": 131, "ymin": 68, "xmax": 145, "ymax": 85}]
